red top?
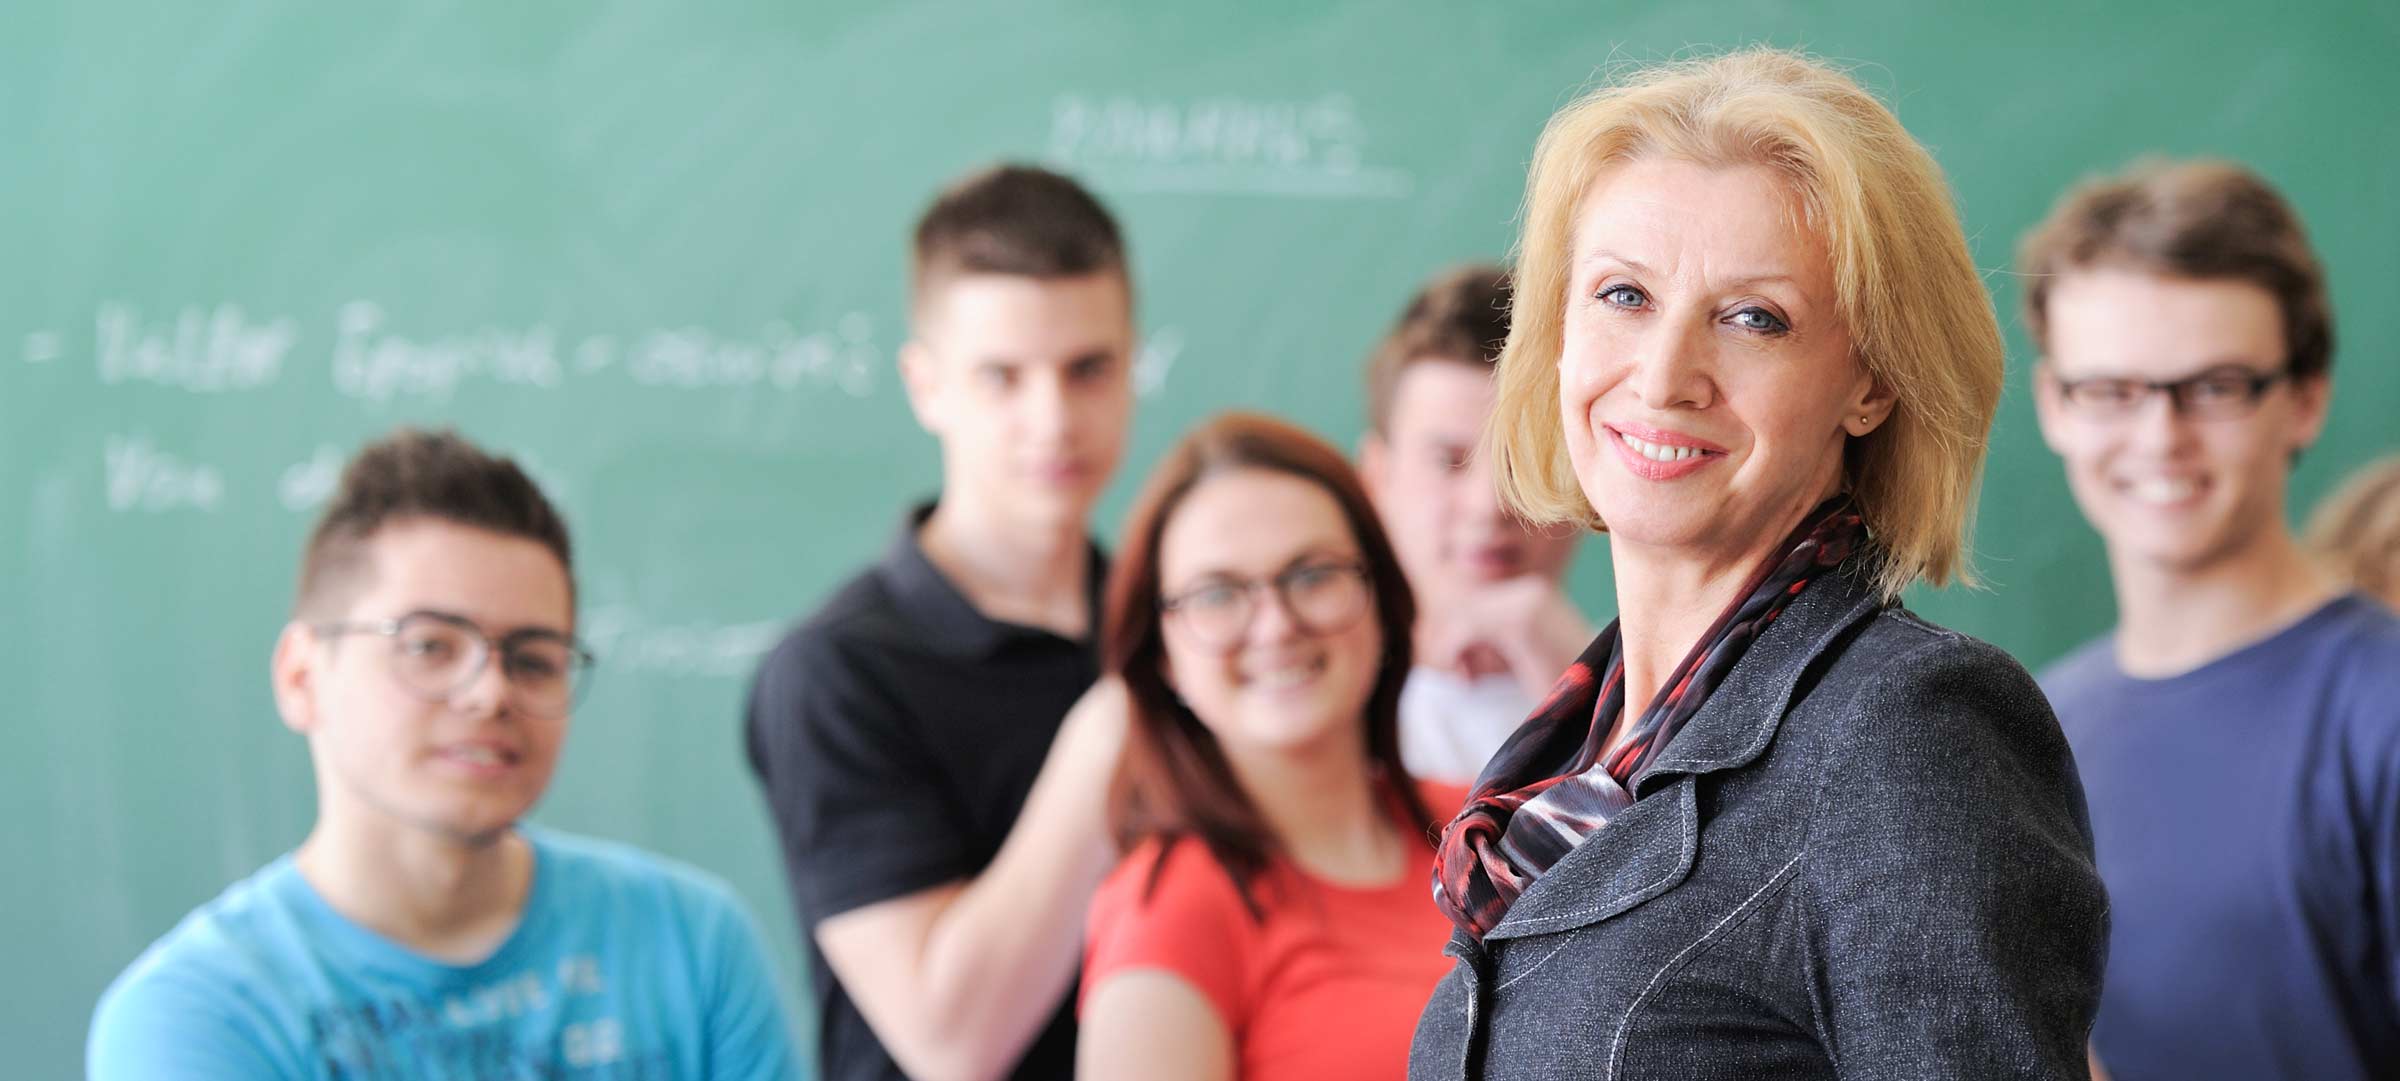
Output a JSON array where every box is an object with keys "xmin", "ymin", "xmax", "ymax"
[{"xmin": 1082, "ymin": 784, "xmax": 1467, "ymax": 1081}]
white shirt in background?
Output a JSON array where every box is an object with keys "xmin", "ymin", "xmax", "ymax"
[{"xmin": 1397, "ymin": 666, "xmax": 1539, "ymax": 787}]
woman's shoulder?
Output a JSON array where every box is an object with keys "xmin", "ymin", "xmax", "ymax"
[
  {"xmin": 1084, "ymin": 836, "xmax": 1258, "ymax": 1017},
  {"xmin": 1091, "ymin": 836, "xmax": 1257, "ymax": 946},
  {"xmin": 1827, "ymin": 607, "xmax": 2043, "ymax": 706},
  {"xmin": 1798, "ymin": 607, "xmax": 2063, "ymax": 775}
]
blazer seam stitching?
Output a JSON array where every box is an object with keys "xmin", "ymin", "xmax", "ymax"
[
  {"xmin": 1489, "ymin": 782, "xmax": 1700, "ymax": 937},
  {"xmin": 1607, "ymin": 850, "xmax": 1807, "ymax": 1080},
  {"xmin": 1493, "ymin": 934, "xmax": 1579, "ymax": 993}
]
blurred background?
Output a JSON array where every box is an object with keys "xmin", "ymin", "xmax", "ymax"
[{"xmin": 4, "ymin": 2, "xmax": 2394, "ymax": 1075}]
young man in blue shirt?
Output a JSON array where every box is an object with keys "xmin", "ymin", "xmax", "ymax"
[
  {"xmin": 2024, "ymin": 159, "xmax": 2400, "ymax": 1081},
  {"xmin": 89, "ymin": 428, "xmax": 800, "ymax": 1080}
]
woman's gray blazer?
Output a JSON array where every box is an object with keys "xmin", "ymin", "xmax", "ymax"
[{"xmin": 1410, "ymin": 559, "xmax": 2108, "ymax": 1080}]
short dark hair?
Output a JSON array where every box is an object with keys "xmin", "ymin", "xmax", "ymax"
[
  {"xmin": 293, "ymin": 428, "xmax": 573, "ymax": 619},
  {"xmin": 910, "ymin": 163, "xmax": 1128, "ymax": 313},
  {"xmin": 2019, "ymin": 158, "xmax": 2334, "ymax": 381},
  {"xmin": 1364, "ymin": 264, "xmax": 1511, "ymax": 433},
  {"xmin": 1101, "ymin": 411, "xmax": 1430, "ymax": 918}
]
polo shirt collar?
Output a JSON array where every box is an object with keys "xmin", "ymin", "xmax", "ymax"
[{"xmin": 876, "ymin": 502, "xmax": 1108, "ymax": 658}]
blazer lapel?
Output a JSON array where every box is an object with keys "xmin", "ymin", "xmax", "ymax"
[
  {"xmin": 1481, "ymin": 559, "xmax": 1887, "ymax": 942},
  {"xmin": 1632, "ymin": 562, "xmax": 1886, "ymax": 792},
  {"xmin": 1485, "ymin": 773, "xmax": 1698, "ymax": 941}
]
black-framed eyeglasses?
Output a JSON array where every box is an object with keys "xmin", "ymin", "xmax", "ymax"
[
  {"xmin": 2049, "ymin": 364, "xmax": 2291, "ymax": 420},
  {"xmin": 314, "ymin": 610, "xmax": 594, "ymax": 717},
  {"xmin": 1159, "ymin": 558, "xmax": 1372, "ymax": 648}
]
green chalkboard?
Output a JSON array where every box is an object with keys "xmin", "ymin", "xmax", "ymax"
[{"xmin": 5, "ymin": 2, "xmax": 2395, "ymax": 1076}]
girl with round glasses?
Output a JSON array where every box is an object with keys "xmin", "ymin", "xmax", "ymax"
[{"xmin": 1077, "ymin": 412, "xmax": 1463, "ymax": 1081}]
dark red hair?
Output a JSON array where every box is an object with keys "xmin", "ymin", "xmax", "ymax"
[{"xmin": 1102, "ymin": 411, "xmax": 1430, "ymax": 916}]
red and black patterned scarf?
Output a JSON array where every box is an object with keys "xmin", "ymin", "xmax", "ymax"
[{"xmin": 1431, "ymin": 498, "xmax": 1867, "ymax": 940}]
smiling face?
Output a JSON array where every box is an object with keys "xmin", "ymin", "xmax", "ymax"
[
  {"xmin": 1155, "ymin": 468, "xmax": 1385, "ymax": 759},
  {"xmin": 1557, "ymin": 157, "xmax": 1887, "ymax": 574},
  {"xmin": 1363, "ymin": 360, "xmax": 1579, "ymax": 613},
  {"xmin": 2034, "ymin": 267, "xmax": 2328, "ymax": 577},
  {"xmin": 273, "ymin": 518, "xmax": 574, "ymax": 846},
  {"xmin": 903, "ymin": 272, "xmax": 1135, "ymax": 532}
]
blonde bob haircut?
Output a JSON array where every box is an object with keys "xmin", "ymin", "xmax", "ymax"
[{"xmin": 1483, "ymin": 48, "xmax": 2003, "ymax": 601}]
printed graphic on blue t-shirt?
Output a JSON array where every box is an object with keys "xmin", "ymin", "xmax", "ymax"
[{"xmin": 88, "ymin": 827, "xmax": 801, "ymax": 1081}]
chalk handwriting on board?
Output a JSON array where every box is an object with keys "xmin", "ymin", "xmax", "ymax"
[
  {"xmin": 22, "ymin": 331, "xmax": 62, "ymax": 364},
  {"xmin": 579, "ymin": 605, "xmax": 784, "ymax": 679},
  {"xmin": 277, "ymin": 444, "xmax": 344, "ymax": 513},
  {"xmin": 103, "ymin": 434, "xmax": 225, "ymax": 513},
  {"xmin": 619, "ymin": 313, "xmax": 877, "ymax": 396},
  {"xmin": 96, "ymin": 304, "xmax": 296, "ymax": 392},
  {"xmin": 57, "ymin": 302, "xmax": 883, "ymax": 401},
  {"xmin": 1047, "ymin": 94, "xmax": 1413, "ymax": 199},
  {"xmin": 333, "ymin": 302, "xmax": 566, "ymax": 403},
  {"xmin": 1134, "ymin": 327, "xmax": 1183, "ymax": 397}
]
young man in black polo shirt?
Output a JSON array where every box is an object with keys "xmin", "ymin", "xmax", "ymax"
[{"xmin": 745, "ymin": 164, "xmax": 1134, "ymax": 1081}]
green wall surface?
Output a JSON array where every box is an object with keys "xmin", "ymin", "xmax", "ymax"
[{"xmin": 5, "ymin": 2, "xmax": 2394, "ymax": 1075}]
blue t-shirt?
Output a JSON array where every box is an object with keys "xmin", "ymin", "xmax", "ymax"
[
  {"xmin": 2043, "ymin": 594, "xmax": 2400, "ymax": 1081},
  {"xmin": 87, "ymin": 826, "xmax": 802, "ymax": 1080}
]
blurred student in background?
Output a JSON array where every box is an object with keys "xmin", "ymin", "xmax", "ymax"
[
  {"xmin": 1357, "ymin": 265, "xmax": 1592, "ymax": 786},
  {"xmin": 746, "ymin": 164, "xmax": 1133, "ymax": 1081},
  {"xmin": 1079, "ymin": 412, "xmax": 1462, "ymax": 1081},
  {"xmin": 2306, "ymin": 453, "xmax": 2400, "ymax": 612},
  {"xmin": 89, "ymin": 428, "xmax": 800, "ymax": 1080},
  {"xmin": 2025, "ymin": 158, "xmax": 2400, "ymax": 1081}
]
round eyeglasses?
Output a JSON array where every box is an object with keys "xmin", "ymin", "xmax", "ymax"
[
  {"xmin": 314, "ymin": 610, "xmax": 594, "ymax": 717},
  {"xmin": 1159, "ymin": 558, "xmax": 1372, "ymax": 648}
]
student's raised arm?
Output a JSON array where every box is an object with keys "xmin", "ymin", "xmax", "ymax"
[
  {"xmin": 751, "ymin": 655, "xmax": 1126, "ymax": 1081},
  {"xmin": 814, "ymin": 680, "xmax": 1123, "ymax": 1081}
]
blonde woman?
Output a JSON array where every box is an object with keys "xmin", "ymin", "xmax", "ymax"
[
  {"xmin": 1410, "ymin": 50, "xmax": 2106, "ymax": 1079},
  {"xmin": 2307, "ymin": 454, "xmax": 2400, "ymax": 611}
]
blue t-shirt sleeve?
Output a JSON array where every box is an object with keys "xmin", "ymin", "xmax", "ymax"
[
  {"xmin": 88, "ymin": 961, "xmax": 290, "ymax": 1080},
  {"xmin": 692, "ymin": 886, "xmax": 805, "ymax": 1081},
  {"xmin": 2355, "ymin": 663, "xmax": 2400, "ymax": 1015}
]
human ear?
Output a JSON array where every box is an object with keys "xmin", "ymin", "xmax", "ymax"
[
  {"xmin": 2030, "ymin": 361, "xmax": 2074, "ymax": 455},
  {"xmin": 898, "ymin": 339, "xmax": 946, "ymax": 436},
  {"xmin": 1841, "ymin": 369, "xmax": 1898, "ymax": 438},
  {"xmin": 1356, "ymin": 432, "xmax": 1391, "ymax": 504},
  {"xmin": 2287, "ymin": 372, "xmax": 2333, "ymax": 453},
  {"xmin": 271, "ymin": 621, "xmax": 323, "ymax": 735}
]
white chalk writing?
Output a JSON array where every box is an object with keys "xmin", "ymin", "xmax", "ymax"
[
  {"xmin": 580, "ymin": 605, "xmax": 784, "ymax": 679},
  {"xmin": 56, "ymin": 301, "xmax": 882, "ymax": 400},
  {"xmin": 1048, "ymin": 93, "xmax": 1413, "ymax": 199},
  {"xmin": 96, "ymin": 303, "xmax": 295, "ymax": 391},
  {"xmin": 1135, "ymin": 328, "xmax": 1183, "ymax": 397},
  {"xmin": 332, "ymin": 302, "xmax": 565, "ymax": 403},
  {"xmin": 103, "ymin": 434, "xmax": 224, "ymax": 513}
]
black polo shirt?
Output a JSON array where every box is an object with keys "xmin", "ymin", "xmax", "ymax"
[{"xmin": 745, "ymin": 504, "xmax": 1102, "ymax": 1081}]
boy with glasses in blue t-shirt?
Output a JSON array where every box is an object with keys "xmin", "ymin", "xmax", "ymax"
[
  {"xmin": 88, "ymin": 428, "xmax": 800, "ymax": 1080},
  {"xmin": 2023, "ymin": 159, "xmax": 2400, "ymax": 1081}
]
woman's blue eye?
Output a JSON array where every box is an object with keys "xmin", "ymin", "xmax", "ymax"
[
  {"xmin": 1597, "ymin": 284, "xmax": 1647, "ymax": 309},
  {"xmin": 1729, "ymin": 307, "xmax": 1789, "ymax": 334}
]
